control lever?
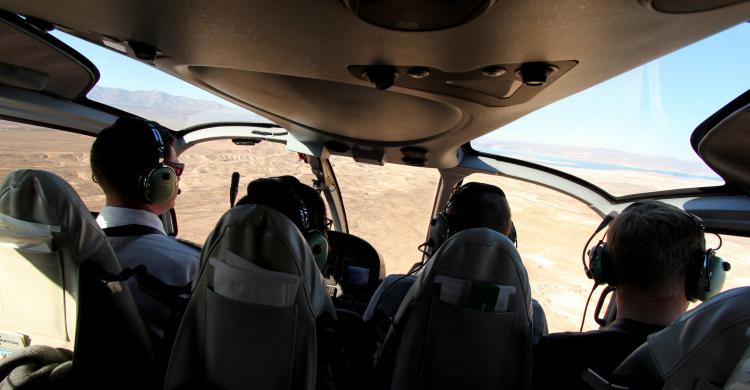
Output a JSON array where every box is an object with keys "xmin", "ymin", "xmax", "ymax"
[{"xmin": 229, "ymin": 172, "xmax": 240, "ymax": 207}]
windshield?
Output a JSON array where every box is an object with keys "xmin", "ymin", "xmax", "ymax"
[
  {"xmin": 52, "ymin": 31, "xmax": 274, "ymax": 130},
  {"xmin": 472, "ymin": 23, "xmax": 750, "ymax": 197}
]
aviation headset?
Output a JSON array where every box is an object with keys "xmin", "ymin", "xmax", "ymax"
[
  {"xmin": 138, "ymin": 121, "xmax": 179, "ymax": 204},
  {"xmin": 424, "ymin": 182, "xmax": 517, "ymax": 257},
  {"xmin": 584, "ymin": 202, "xmax": 730, "ymax": 302},
  {"xmin": 261, "ymin": 176, "xmax": 330, "ymax": 269}
]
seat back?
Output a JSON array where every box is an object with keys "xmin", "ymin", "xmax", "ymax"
[
  {"xmin": 387, "ymin": 228, "xmax": 533, "ymax": 390},
  {"xmin": 164, "ymin": 204, "xmax": 336, "ymax": 390},
  {"xmin": 0, "ymin": 169, "xmax": 156, "ymax": 385},
  {"xmin": 615, "ymin": 287, "xmax": 750, "ymax": 389}
]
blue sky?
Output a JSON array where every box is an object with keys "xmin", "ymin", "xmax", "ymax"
[
  {"xmin": 53, "ymin": 31, "xmax": 234, "ymax": 106},
  {"xmin": 479, "ymin": 23, "xmax": 750, "ymax": 160},
  {"xmin": 54, "ymin": 23, "xmax": 750, "ymax": 161}
]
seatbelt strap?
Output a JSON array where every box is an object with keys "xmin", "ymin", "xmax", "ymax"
[
  {"xmin": 96, "ymin": 264, "xmax": 191, "ymax": 308},
  {"xmin": 103, "ymin": 224, "xmax": 164, "ymax": 237},
  {"xmin": 100, "ymin": 225, "xmax": 191, "ymax": 307}
]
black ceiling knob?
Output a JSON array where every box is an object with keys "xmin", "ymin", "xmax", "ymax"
[
  {"xmin": 517, "ymin": 63, "xmax": 558, "ymax": 86},
  {"xmin": 362, "ymin": 65, "xmax": 398, "ymax": 90}
]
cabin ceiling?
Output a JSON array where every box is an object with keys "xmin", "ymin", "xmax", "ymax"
[{"xmin": 1, "ymin": 0, "xmax": 749, "ymax": 167}]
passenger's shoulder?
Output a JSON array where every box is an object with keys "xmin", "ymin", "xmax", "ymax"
[
  {"xmin": 536, "ymin": 330, "xmax": 602, "ymax": 354},
  {"xmin": 140, "ymin": 235, "xmax": 201, "ymax": 258}
]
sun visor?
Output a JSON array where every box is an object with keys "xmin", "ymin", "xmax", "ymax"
[
  {"xmin": 0, "ymin": 12, "xmax": 98, "ymax": 100},
  {"xmin": 691, "ymin": 90, "xmax": 750, "ymax": 195}
]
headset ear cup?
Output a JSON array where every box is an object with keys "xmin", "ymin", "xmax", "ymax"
[
  {"xmin": 509, "ymin": 222, "xmax": 518, "ymax": 245},
  {"xmin": 688, "ymin": 252, "xmax": 728, "ymax": 302},
  {"xmin": 588, "ymin": 242, "xmax": 615, "ymax": 286},
  {"xmin": 307, "ymin": 231, "xmax": 329, "ymax": 270},
  {"xmin": 142, "ymin": 166, "xmax": 177, "ymax": 204},
  {"xmin": 425, "ymin": 213, "xmax": 449, "ymax": 257}
]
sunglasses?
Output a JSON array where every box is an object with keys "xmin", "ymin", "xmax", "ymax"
[{"xmin": 164, "ymin": 161, "xmax": 185, "ymax": 177}]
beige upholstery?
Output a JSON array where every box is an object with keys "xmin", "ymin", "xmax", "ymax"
[
  {"xmin": 164, "ymin": 204, "xmax": 336, "ymax": 390},
  {"xmin": 615, "ymin": 287, "xmax": 750, "ymax": 390},
  {"xmin": 0, "ymin": 213, "xmax": 70, "ymax": 349},
  {"xmin": 0, "ymin": 169, "xmax": 156, "ymax": 386},
  {"xmin": 386, "ymin": 228, "xmax": 533, "ymax": 390}
]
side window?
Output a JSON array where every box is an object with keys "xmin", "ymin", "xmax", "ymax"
[
  {"xmin": 330, "ymin": 156, "xmax": 440, "ymax": 274},
  {"xmin": 174, "ymin": 140, "xmax": 314, "ymax": 245},
  {"xmin": 0, "ymin": 119, "xmax": 105, "ymax": 210}
]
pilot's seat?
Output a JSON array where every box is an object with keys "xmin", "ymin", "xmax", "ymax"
[
  {"xmin": 611, "ymin": 286, "xmax": 750, "ymax": 389},
  {"xmin": 382, "ymin": 228, "xmax": 533, "ymax": 390},
  {"xmin": 0, "ymin": 169, "xmax": 156, "ymax": 387},
  {"xmin": 164, "ymin": 204, "xmax": 336, "ymax": 390}
]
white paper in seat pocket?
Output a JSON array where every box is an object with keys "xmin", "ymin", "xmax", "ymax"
[{"xmin": 209, "ymin": 250, "xmax": 301, "ymax": 307}]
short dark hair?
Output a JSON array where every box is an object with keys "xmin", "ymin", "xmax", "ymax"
[
  {"xmin": 90, "ymin": 117, "xmax": 174, "ymax": 203},
  {"xmin": 446, "ymin": 182, "xmax": 512, "ymax": 235},
  {"xmin": 608, "ymin": 200, "xmax": 705, "ymax": 296}
]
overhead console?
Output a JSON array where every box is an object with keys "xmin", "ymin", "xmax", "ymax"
[{"xmin": 349, "ymin": 61, "xmax": 578, "ymax": 107}]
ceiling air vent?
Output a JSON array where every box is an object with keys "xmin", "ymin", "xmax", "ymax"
[{"xmin": 341, "ymin": 0, "xmax": 497, "ymax": 31}]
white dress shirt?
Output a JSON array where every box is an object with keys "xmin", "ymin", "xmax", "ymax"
[{"xmin": 97, "ymin": 206, "xmax": 200, "ymax": 340}]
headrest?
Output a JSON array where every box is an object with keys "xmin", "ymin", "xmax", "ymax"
[
  {"xmin": 200, "ymin": 204, "xmax": 334, "ymax": 317},
  {"xmin": 400, "ymin": 228, "xmax": 532, "ymax": 319},
  {"xmin": 0, "ymin": 169, "xmax": 116, "ymax": 269},
  {"xmin": 615, "ymin": 287, "xmax": 750, "ymax": 387}
]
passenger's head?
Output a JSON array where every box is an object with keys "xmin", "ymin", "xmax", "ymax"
[
  {"xmin": 445, "ymin": 182, "xmax": 512, "ymax": 236},
  {"xmin": 90, "ymin": 117, "xmax": 181, "ymax": 213},
  {"xmin": 607, "ymin": 200, "xmax": 705, "ymax": 299},
  {"xmin": 296, "ymin": 182, "xmax": 329, "ymax": 233},
  {"xmin": 239, "ymin": 176, "xmax": 326, "ymax": 234},
  {"xmin": 239, "ymin": 176, "xmax": 329, "ymax": 267}
]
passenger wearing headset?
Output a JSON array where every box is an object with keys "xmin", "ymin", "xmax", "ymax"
[
  {"xmin": 236, "ymin": 176, "xmax": 343, "ymax": 389},
  {"xmin": 236, "ymin": 176, "xmax": 335, "ymax": 315},
  {"xmin": 532, "ymin": 200, "xmax": 729, "ymax": 389},
  {"xmin": 91, "ymin": 117, "xmax": 200, "ymax": 342},
  {"xmin": 366, "ymin": 182, "xmax": 547, "ymax": 340}
]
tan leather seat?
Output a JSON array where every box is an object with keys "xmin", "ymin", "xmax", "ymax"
[
  {"xmin": 614, "ymin": 286, "xmax": 750, "ymax": 389},
  {"xmin": 383, "ymin": 228, "xmax": 533, "ymax": 390},
  {"xmin": 0, "ymin": 169, "xmax": 156, "ymax": 387},
  {"xmin": 164, "ymin": 204, "xmax": 336, "ymax": 390}
]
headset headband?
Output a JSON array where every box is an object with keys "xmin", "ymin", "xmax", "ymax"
[
  {"xmin": 145, "ymin": 121, "xmax": 167, "ymax": 162},
  {"xmin": 270, "ymin": 176, "xmax": 311, "ymax": 232}
]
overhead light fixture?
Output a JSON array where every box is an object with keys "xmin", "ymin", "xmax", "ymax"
[
  {"xmin": 341, "ymin": 0, "xmax": 498, "ymax": 31},
  {"xmin": 516, "ymin": 63, "xmax": 558, "ymax": 87}
]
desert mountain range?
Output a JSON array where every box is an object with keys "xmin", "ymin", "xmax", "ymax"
[{"xmin": 88, "ymin": 86, "xmax": 271, "ymax": 130}]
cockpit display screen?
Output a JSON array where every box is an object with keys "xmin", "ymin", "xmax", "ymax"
[{"xmin": 343, "ymin": 265, "xmax": 370, "ymax": 287}]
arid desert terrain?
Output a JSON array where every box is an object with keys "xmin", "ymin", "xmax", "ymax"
[{"xmin": 2, "ymin": 124, "xmax": 749, "ymax": 332}]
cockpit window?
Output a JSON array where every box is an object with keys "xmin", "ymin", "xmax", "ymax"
[
  {"xmin": 51, "ymin": 31, "xmax": 274, "ymax": 130},
  {"xmin": 472, "ymin": 23, "xmax": 750, "ymax": 197}
]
